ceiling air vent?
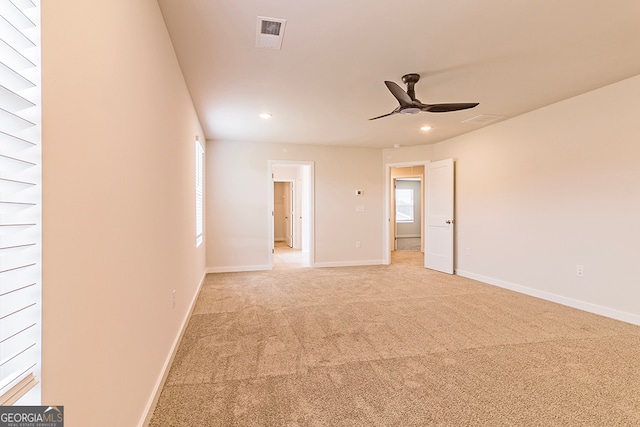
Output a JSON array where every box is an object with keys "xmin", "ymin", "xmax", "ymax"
[{"xmin": 256, "ymin": 16, "xmax": 287, "ymax": 50}]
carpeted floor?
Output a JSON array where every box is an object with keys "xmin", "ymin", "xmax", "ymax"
[
  {"xmin": 149, "ymin": 252, "xmax": 640, "ymax": 426},
  {"xmin": 396, "ymin": 237, "xmax": 421, "ymax": 251}
]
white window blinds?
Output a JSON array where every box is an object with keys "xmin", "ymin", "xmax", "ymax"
[
  {"xmin": 0, "ymin": 0, "xmax": 41, "ymax": 405},
  {"xmin": 195, "ymin": 138, "xmax": 204, "ymax": 247}
]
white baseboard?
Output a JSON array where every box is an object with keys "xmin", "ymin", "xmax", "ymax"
[
  {"xmin": 456, "ymin": 269, "xmax": 640, "ymax": 327},
  {"xmin": 206, "ymin": 260, "xmax": 386, "ymax": 271},
  {"xmin": 206, "ymin": 264, "xmax": 271, "ymax": 273},
  {"xmin": 138, "ymin": 270, "xmax": 207, "ymax": 427},
  {"xmin": 313, "ymin": 259, "xmax": 385, "ymax": 268}
]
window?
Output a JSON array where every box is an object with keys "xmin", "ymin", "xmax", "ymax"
[
  {"xmin": 195, "ymin": 138, "xmax": 204, "ymax": 247},
  {"xmin": 0, "ymin": 0, "xmax": 42, "ymax": 405},
  {"xmin": 395, "ymin": 188, "xmax": 414, "ymax": 222}
]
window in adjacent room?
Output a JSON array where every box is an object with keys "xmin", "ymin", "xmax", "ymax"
[{"xmin": 395, "ymin": 188, "xmax": 414, "ymax": 223}]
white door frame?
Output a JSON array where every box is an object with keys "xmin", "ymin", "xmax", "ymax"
[
  {"xmin": 383, "ymin": 161, "xmax": 429, "ymax": 265},
  {"xmin": 268, "ymin": 160, "xmax": 315, "ymax": 268},
  {"xmin": 285, "ymin": 181, "xmax": 294, "ymax": 247}
]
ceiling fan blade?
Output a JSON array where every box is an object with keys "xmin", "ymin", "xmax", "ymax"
[
  {"xmin": 384, "ymin": 81, "xmax": 413, "ymax": 106},
  {"xmin": 368, "ymin": 110, "xmax": 398, "ymax": 120},
  {"xmin": 421, "ymin": 103, "xmax": 479, "ymax": 113}
]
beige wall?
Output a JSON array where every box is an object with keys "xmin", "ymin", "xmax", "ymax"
[
  {"xmin": 42, "ymin": 1, "xmax": 206, "ymax": 426},
  {"xmin": 386, "ymin": 74, "xmax": 640, "ymax": 323},
  {"xmin": 384, "ymin": 144, "xmax": 434, "ymax": 164},
  {"xmin": 206, "ymin": 141, "xmax": 384, "ymax": 270}
]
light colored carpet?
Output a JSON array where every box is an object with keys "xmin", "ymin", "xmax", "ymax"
[
  {"xmin": 396, "ymin": 237, "xmax": 421, "ymax": 251},
  {"xmin": 149, "ymin": 252, "xmax": 640, "ymax": 426}
]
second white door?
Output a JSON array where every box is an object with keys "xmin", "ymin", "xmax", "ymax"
[{"xmin": 425, "ymin": 159, "xmax": 455, "ymax": 274}]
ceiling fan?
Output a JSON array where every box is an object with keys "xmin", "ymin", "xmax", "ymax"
[{"xmin": 369, "ymin": 73, "xmax": 479, "ymax": 120}]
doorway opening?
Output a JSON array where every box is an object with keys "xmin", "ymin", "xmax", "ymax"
[
  {"xmin": 270, "ymin": 161, "xmax": 314, "ymax": 269},
  {"xmin": 274, "ymin": 181, "xmax": 294, "ymax": 247},
  {"xmin": 395, "ymin": 177, "xmax": 423, "ymax": 252},
  {"xmin": 385, "ymin": 163, "xmax": 427, "ymax": 265},
  {"xmin": 385, "ymin": 160, "xmax": 456, "ymax": 272}
]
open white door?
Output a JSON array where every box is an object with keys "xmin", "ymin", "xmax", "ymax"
[{"xmin": 425, "ymin": 159, "xmax": 455, "ymax": 273}]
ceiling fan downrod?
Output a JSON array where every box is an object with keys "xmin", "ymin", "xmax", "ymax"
[{"xmin": 402, "ymin": 73, "xmax": 421, "ymax": 100}]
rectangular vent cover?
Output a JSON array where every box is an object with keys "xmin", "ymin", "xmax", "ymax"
[
  {"xmin": 261, "ymin": 20, "xmax": 282, "ymax": 36},
  {"xmin": 256, "ymin": 16, "xmax": 287, "ymax": 50}
]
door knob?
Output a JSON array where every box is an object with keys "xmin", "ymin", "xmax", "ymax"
[{"xmin": 446, "ymin": 219, "xmax": 454, "ymax": 224}]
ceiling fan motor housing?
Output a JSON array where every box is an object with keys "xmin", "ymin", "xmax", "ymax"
[{"xmin": 400, "ymin": 107, "xmax": 421, "ymax": 115}]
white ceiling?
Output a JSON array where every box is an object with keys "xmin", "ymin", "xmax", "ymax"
[{"xmin": 157, "ymin": 0, "xmax": 640, "ymax": 149}]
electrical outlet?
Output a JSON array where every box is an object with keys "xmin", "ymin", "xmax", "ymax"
[
  {"xmin": 576, "ymin": 265, "xmax": 584, "ymax": 278},
  {"xmin": 355, "ymin": 241, "xmax": 361, "ymax": 248}
]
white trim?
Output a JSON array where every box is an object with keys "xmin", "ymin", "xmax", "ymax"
[
  {"xmin": 267, "ymin": 162, "xmax": 275, "ymax": 268},
  {"xmin": 206, "ymin": 265, "xmax": 271, "ymax": 274},
  {"xmin": 313, "ymin": 260, "xmax": 385, "ymax": 268},
  {"xmin": 456, "ymin": 269, "xmax": 640, "ymax": 327},
  {"xmin": 206, "ymin": 260, "xmax": 386, "ymax": 272},
  {"xmin": 138, "ymin": 271, "xmax": 207, "ymax": 427}
]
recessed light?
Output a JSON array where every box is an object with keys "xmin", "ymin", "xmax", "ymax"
[
  {"xmin": 420, "ymin": 125, "xmax": 432, "ymax": 132},
  {"xmin": 393, "ymin": 144, "xmax": 401, "ymax": 148},
  {"xmin": 259, "ymin": 113, "xmax": 272, "ymax": 119}
]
